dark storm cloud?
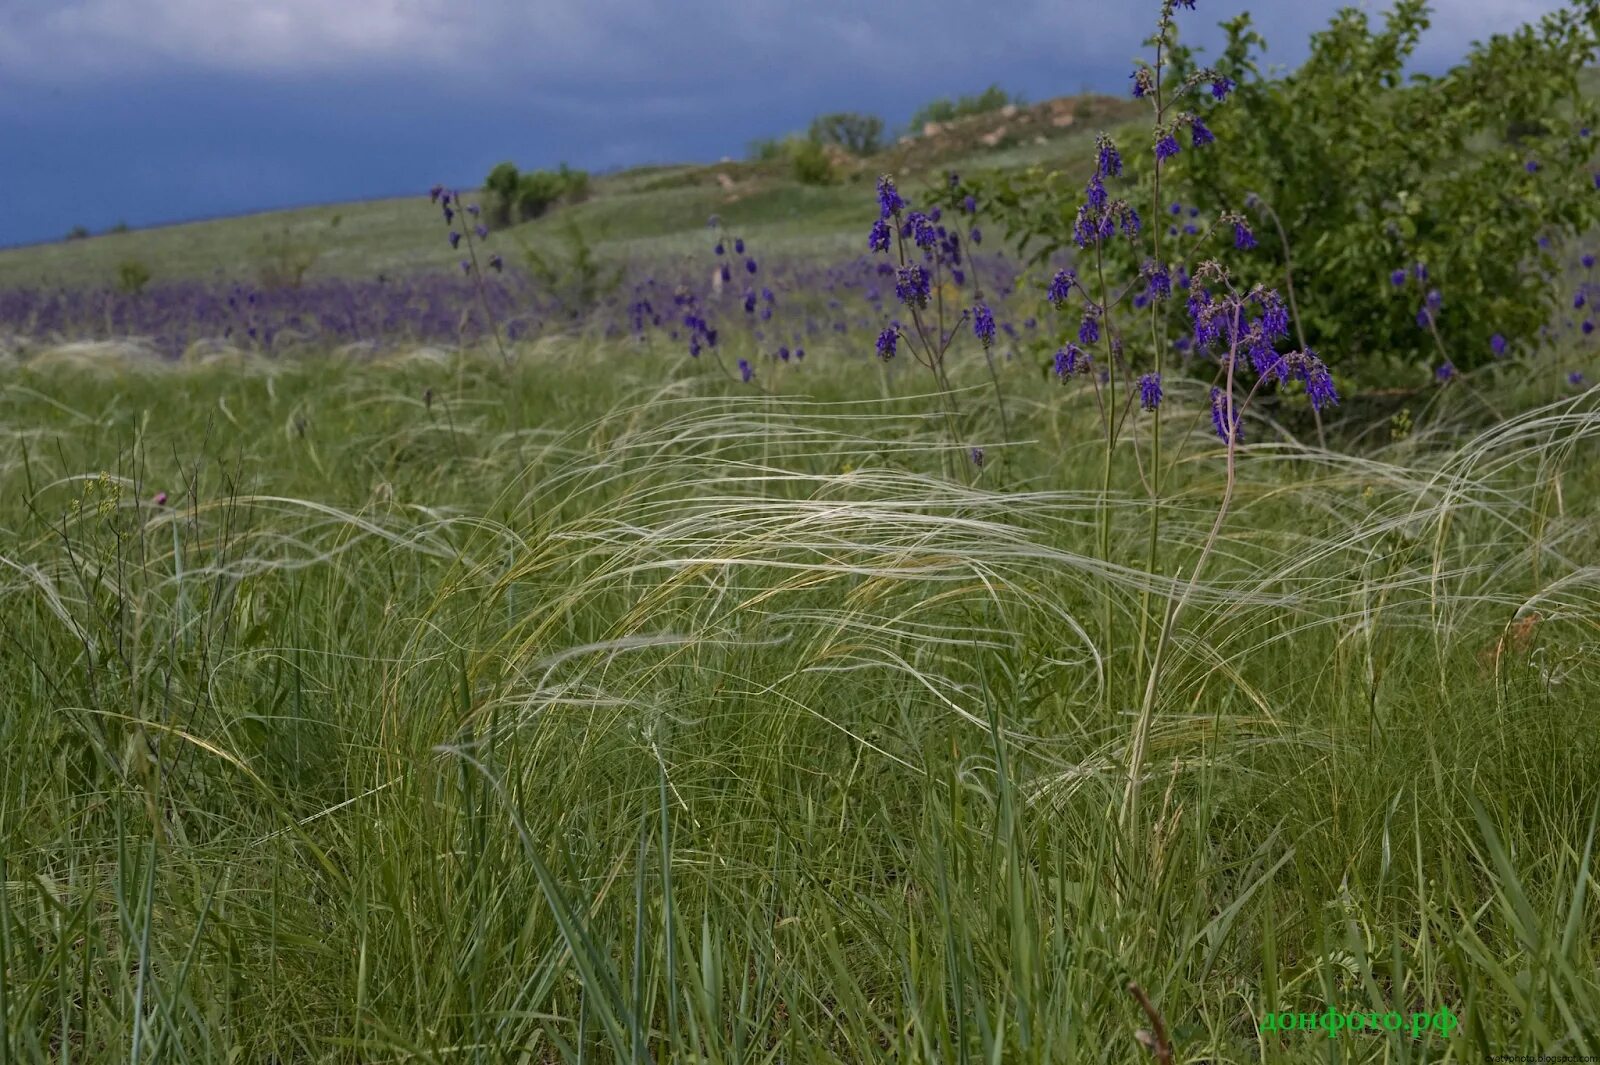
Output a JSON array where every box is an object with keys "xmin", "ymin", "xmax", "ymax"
[{"xmin": 0, "ymin": 0, "xmax": 1572, "ymax": 248}]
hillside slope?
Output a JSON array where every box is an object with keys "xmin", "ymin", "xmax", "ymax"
[{"xmin": 0, "ymin": 93, "xmax": 1140, "ymax": 289}]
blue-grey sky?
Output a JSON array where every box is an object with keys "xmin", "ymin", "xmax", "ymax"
[{"xmin": 0, "ymin": 0, "xmax": 1568, "ymax": 249}]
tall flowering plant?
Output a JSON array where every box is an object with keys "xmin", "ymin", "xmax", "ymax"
[{"xmin": 886, "ymin": 0, "xmax": 1341, "ymax": 826}]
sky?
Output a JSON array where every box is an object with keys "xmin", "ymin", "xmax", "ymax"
[{"xmin": 0, "ymin": 0, "xmax": 1573, "ymax": 249}]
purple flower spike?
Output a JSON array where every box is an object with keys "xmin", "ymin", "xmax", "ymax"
[
  {"xmin": 973, "ymin": 303, "xmax": 996, "ymax": 346},
  {"xmin": 1138, "ymin": 372, "xmax": 1163, "ymax": 410},
  {"xmin": 875, "ymin": 326, "xmax": 898, "ymax": 360}
]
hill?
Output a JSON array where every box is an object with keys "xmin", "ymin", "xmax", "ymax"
[{"xmin": 0, "ymin": 93, "xmax": 1142, "ymax": 290}]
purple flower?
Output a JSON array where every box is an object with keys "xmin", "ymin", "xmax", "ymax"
[
  {"xmin": 868, "ymin": 218, "xmax": 890, "ymax": 252},
  {"xmin": 969, "ymin": 446, "xmax": 985, "ymax": 469},
  {"xmin": 1490, "ymin": 333, "xmax": 1507, "ymax": 357},
  {"xmin": 1155, "ymin": 132, "xmax": 1181, "ymax": 161},
  {"xmin": 1525, "ymin": 159, "xmax": 1540, "ymax": 173},
  {"xmin": 1414, "ymin": 262, "xmax": 1429, "ymax": 281},
  {"xmin": 969, "ymin": 227, "xmax": 982, "ymax": 245},
  {"xmin": 1053, "ymin": 344, "xmax": 1087, "ymax": 377},
  {"xmin": 1138, "ymin": 372, "xmax": 1163, "ymax": 410},
  {"xmin": 1585, "ymin": 320, "xmax": 1595, "ymax": 335},
  {"xmin": 459, "ymin": 260, "xmax": 471, "ymax": 274},
  {"xmin": 1086, "ymin": 174, "xmax": 1108, "ymax": 210},
  {"xmin": 475, "ymin": 224, "xmax": 489, "ymax": 240},
  {"xmin": 1096, "ymin": 134, "xmax": 1123, "ymax": 178},
  {"xmin": 877, "ymin": 175, "xmax": 904, "ymax": 218},
  {"xmin": 1130, "ymin": 69, "xmax": 1154, "ymax": 99},
  {"xmin": 1047, "ymin": 269, "xmax": 1076, "ymax": 306},
  {"xmin": 746, "ymin": 259, "xmax": 757, "ymax": 274},
  {"xmin": 876, "ymin": 326, "xmax": 898, "ymax": 360},
  {"xmin": 1144, "ymin": 261, "xmax": 1171, "ymax": 300},
  {"xmin": 1306, "ymin": 362, "xmax": 1339, "ymax": 410},
  {"xmin": 1390, "ymin": 269, "xmax": 1407, "ymax": 287},
  {"xmin": 1209, "ymin": 388, "xmax": 1240, "ymax": 443},
  {"xmin": 1568, "ymin": 370, "xmax": 1586, "ymax": 387},
  {"xmin": 895, "ymin": 264, "xmax": 931, "ymax": 307},
  {"xmin": 735, "ymin": 238, "xmax": 745, "ymax": 254},
  {"xmin": 1078, "ymin": 313, "xmax": 1100, "ymax": 345},
  {"xmin": 1233, "ymin": 221, "xmax": 1256, "ymax": 249},
  {"xmin": 964, "ymin": 194, "xmax": 977, "ymax": 214},
  {"xmin": 973, "ymin": 303, "xmax": 996, "ymax": 346},
  {"xmin": 1436, "ymin": 361, "xmax": 1455, "ymax": 382},
  {"xmin": 715, "ymin": 242, "xmax": 725, "ymax": 255},
  {"xmin": 1585, "ymin": 254, "xmax": 1596, "ymax": 269},
  {"xmin": 1189, "ymin": 116, "xmax": 1215, "ymax": 148},
  {"xmin": 449, "ymin": 231, "xmax": 461, "ymax": 249},
  {"xmin": 1211, "ymin": 76, "xmax": 1234, "ymax": 100},
  {"xmin": 488, "ymin": 253, "xmax": 503, "ymax": 272}
]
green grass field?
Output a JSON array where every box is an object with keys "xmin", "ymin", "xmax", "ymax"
[{"xmin": 1, "ymin": 337, "xmax": 1596, "ymax": 1061}]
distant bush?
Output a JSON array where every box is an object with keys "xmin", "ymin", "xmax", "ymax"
[
  {"xmin": 516, "ymin": 222, "xmax": 622, "ymax": 319},
  {"xmin": 66, "ymin": 225, "xmax": 90, "ymax": 241},
  {"xmin": 908, "ymin": 85, "xmax": 1024, "ymax": 132},
  {"xmin": 115, "ymin": 260, "xmax": 152, "ymax": 295},
  {"xmin": 790, "ymin": 139, "xmax": 836, "ymax": 186},
  {"xmin": 108, "ymin": 221, "xmax": 131, "ymax": 235},
  {"xmin": 484, "ymin": 161, "xmax": 590, "ymax": 227},
  {"xmin": 256, "ymin": 215, "xmax": 340, "ymax": 289},
  {"xmin": 746, "ymin": 137, "xmax": 788, "ymax": 162},
  {"xmin": 807, "ymin": 112, "xmax": 884, "ymax": 156}
]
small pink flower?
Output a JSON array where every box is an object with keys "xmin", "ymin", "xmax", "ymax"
[{"xmin": 153, "ymin": 491, "xmax": 168, "ymax": 506}]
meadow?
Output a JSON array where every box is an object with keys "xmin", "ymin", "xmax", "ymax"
[{"xmin": 3, "ymin": 4, "xmax": 1600, "ymax": 1063}]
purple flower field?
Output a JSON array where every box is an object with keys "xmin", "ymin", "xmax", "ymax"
[{"xmin": 0, "ymin": 250, "xmax": 1049, "ymax": 364}]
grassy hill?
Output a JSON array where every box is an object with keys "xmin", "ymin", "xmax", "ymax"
[{"xmin": 0, "ymin": 94, "xmax": 1141, "ymax": 290}]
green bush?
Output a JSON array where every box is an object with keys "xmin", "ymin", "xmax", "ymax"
[
  {"xmin": 255, "ymin": 215, "xmax": 340, "ymax": 289},
  {"xmin": 747, "ymin": 136, "xmax": 788, "ymax": 162},
  {"xmin": 807, "ymin": 112, "xmax": 884, "ymax": 156},
  {"xmin": 517, "ymin": 222, "xmax": 622, "ymax": 318},
  {"xmin": 484, "ymin": 161, "xmax": 591, "ymax": 226},
  {"xmin": 1172, "ymin": 2, "xmax": 1600, "ymax": 377},
  {"xmin": 790, "ymin": 139, "xmax": 836, "ymax": 186},
  {"xmin": 973, "ymin": 1, "xmax": 1600, "ymax": 386},
  {"xmin": 908, "ymin": 85, "xmax": 1024, "ymax": 132},
  {"xmin": 114, "ymin": 260, "xmax": 151, "ymax": 295},
  {"xmin": 65, "ymin": 225, "xmax": 90, "ymax": 241}
]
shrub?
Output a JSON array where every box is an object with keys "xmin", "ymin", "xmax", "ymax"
[
  {"xmin": 974, "ymin": 1, "xmax": 1600, "ymax": 385},
  {"xmin": 747, "ymin": 136, "xmax": 788, "ymax": 162},
  {"xmin": 790, "ymin": 139, "xmax": 836, "ymax": 186},
  {"xmin": 517, "ymin": 221, "xmax": 622, "ymax": 318},
  {"xmin": 908, "ymin": 84, "xmax": 1024, "ymax": 132},
  {"xmin": 807, "ymin": 112, "xmax": 884, "ymax": 156},
  {"xmin": 65, "ymin": 225, "xmax": 90, "ymax": 241},
  {"xmin": 256, "ymin": 215, "xmax": 339, "ymax": 289},
  {"xmin": 115, "ymin": 259, "xmax": 152, "ymax": 295},
  {"xmin": 485, "ymin": 162, "xmax": 522, "ymax": 227},
  {"xmin": 485, "ymin": 162, "xmax": 591, "ymax": 226}
]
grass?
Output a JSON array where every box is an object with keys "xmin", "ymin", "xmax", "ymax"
[{"xmin": 1, "ymin": 338, "xmax": 1596, "ymax": 1061}]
